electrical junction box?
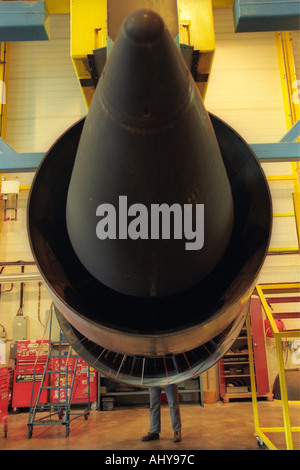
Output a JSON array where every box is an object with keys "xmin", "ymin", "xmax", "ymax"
[
  {"xmin": 1, "ymin": 179, "xmax": 20, "ymax": 195},
  {"xmin": 0, "ymin": 331, "xmax": 7, "ymax": 340},
  {"xmin": 12, "ymin": 316, "xmax": 27, "ymax": 341}
]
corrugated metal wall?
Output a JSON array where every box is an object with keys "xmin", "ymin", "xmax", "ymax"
[
  {"xmin": 205, "ymin": 9, "xmax": 287, "ymax": 144},
  {"xmin": 5, "ymin": 14, "xmax": 86, "ymax": 153}
]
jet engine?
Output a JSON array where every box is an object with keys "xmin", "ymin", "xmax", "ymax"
[{"xmin": 28, "ymin": 9, "xmax": 271, "ymax": 386}]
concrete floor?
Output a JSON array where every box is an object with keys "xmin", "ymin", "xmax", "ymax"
[{"xmin": 1, "ymin": 401, "xmax": 300, "ymax": 451}]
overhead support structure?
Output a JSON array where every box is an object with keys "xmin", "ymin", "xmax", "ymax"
[
  {"xmin": 70, "ymin": 0, "xmax": 216, "ymax": 108},
  {"xmin": 233, "ymin": 0, "xmax": 300, "ymax": 32},
  {"xmin": 71, "ymin": 0, "xmax": 107, "ymax": 108},
  {"xmin": 0, "ymin": 0, "xmax": 50, "ymax": 42},
  {"xmin": 177, "ymin": 0, "xmax": 215, "ymax": 99}
]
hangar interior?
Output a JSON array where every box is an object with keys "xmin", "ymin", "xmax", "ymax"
[{"xmin": 0, "ymin": 0, "xmax": 299, "ymax": 451}]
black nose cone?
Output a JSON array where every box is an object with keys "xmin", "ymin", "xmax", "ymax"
[{"xmin": 66, "ymin": 9, "xmax": 234, "ymax": 298}]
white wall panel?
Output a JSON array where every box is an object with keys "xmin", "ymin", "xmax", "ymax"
[
  {"xmin": 205, "ymin": 9, "xmax": 287, "ymax": 143},
  {"xmin": 5, "ymin": 14, "xmax": 86, "ymax": 153}
]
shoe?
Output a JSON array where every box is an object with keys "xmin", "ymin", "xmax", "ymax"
[
  {"xmin": 141, "ymin": 432, "xmax": 160, "ymax": 442},
  {"xmin": 173, "ymin": 431, "xmax": 182, "ymax": 442}
]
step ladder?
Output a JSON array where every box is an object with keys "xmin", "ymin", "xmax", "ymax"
[{"xmin": 27, "ymin": 309, "xmax": 90, "ymax": 438}]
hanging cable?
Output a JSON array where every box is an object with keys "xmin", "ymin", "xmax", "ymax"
[
  {"xmin": 16, "ymin": 265, "xmax": 24, "ymax": 316},
  {"xmin": 37, "ymin": 281, "xmax": 45, "ymax": 327}
]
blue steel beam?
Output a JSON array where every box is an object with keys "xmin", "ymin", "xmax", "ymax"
[
  {"xmin": 0, "ymin": 137, "xmax": 44, "ymax": 172},
  {"xmin": 1, "ymin": 121, "xmax": 299, "ymax": 172},
  {"xmin": 0, "ymin": 0, "xmax": 50, "ymax": 42},
  {"xmin": 0, "ymin": 144, "xmax": 298, "ymax": 172},
  {"xmin": 0, "ymin": 152, "xmax": 45, "ymax": 172},
  {"xmin": 250, "ymin": 142, "xmax": 300, "ymax": 162},
  {"xmin": 280, "ymin": 119, "xmax": 300, "ymax": 142},
  {"xmin": 233, "ymin": 0, "xmax": 300, "ymax": 32}
]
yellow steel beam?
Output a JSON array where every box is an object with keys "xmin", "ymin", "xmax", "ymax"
[
  {"xmin": 275, "ymin": 31, "xmax": 300, "ymax": 253},
  {"xmin": 268, "ymin": 247, "xmax": 299, "ymax": 253},
  {"xmin": 261, "ymin": 426, "xmax": 300, "ymax": 433},
  {"xmin": 178, "ymin": 0, "xmax": 215, "ymax": 51},
  {"xmin": 0, "ymin": 42, "xmax": 10, "ymax": 140},
  {"xmin": 258, "ymin": 283, "xmax": 300, "ymax": 291},
  {"xmin": 45, "ymin": 0, "xmax": 70, "ymax": 14},
  {"xmin": 276, "ymin": 32, "xmax": 300, "ymax": 129},
  {"xmin": 177, "ymin": 0, "xmax": 215, "ymax": 99},
  {"xmin": 247, "ymin": 312, "xmax": 278, "ymax": 450},
  {"xmin": 45, "ymin": 0, "xmax": 235, "ymax": 14},
  {"xmin": 273, "ymin": 213, "xmax": 295, "ymax": 217},
  {"xmin": 71, "ymin": 0, "xmax": 107, "ymax": 109},
  {"xmin": 212, "ymin": 0, "xmax": 234, "ymax": 6},
  {"xmin": 274, "ymin": 332, "xmax": 294, "ymax": 449},
  {"xmin": 256, "ymin": 285, "xmax": 281, "ymax": 335},
  {"xmin": 293, "ymin": 191, "xmax": 300, "ymax": 248},
  {"xmin": 267, "ymin": 174, "xmax": 298, "ymax": 181},
  {"xmin": 246, "ymin": 315, "xmax": 260, "ymax": 432}
]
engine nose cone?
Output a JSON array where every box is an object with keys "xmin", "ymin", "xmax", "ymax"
[
  {"xmin": 124, "ymin": 8, "xmax": 164, "ymax": 42},
  {"xmin": 65, "ymin": 9, "xmax": 234, "ymax": 298}
]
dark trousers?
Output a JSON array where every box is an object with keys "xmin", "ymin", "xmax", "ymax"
[{"xmin": 149, "ymin": 384, "xmax": 181, "ymax": 433}]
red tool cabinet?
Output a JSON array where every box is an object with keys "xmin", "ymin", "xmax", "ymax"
[
  {"xmin": 50, "ymin": 356, "xmax": 97, "ymax": 404},
  {"xmin": 0, "ymin": 366, "xmax": 8, "ymax": 437},
  {"xmin": 72, "ymin": 358, "xmax": 97, "ymax": 403},
  {"xmin": 12, "ymin": 340, "xmax": 50, "ymax": 409}
]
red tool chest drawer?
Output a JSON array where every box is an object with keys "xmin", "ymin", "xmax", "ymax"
[
  {"xmin": 12, "ymin": 340, "xmax": 49, "ymax": 409},
  {"xmin": 0, "ymin": 366, "xmax": 8, "ymax": 436}
]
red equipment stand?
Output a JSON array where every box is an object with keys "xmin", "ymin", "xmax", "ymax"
[
  {"xmin": 0, "ymin": 366, "xmax": 8, "ymax": 437},
  {"xmin": 12, "ymin": 340, "xmax": 50, "ymax": 411}
]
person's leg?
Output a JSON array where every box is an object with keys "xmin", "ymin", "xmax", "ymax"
[
  {"xmin": 141, "ymin": 387, "xmax": 161, "ymax": 441},
  {"xmin": 149, "ymin": 387, "xmax": 161, "ymax": 433},
  {"xmin": 165, "ymin": 384, "xmax": 182, "ymax": 441}
]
